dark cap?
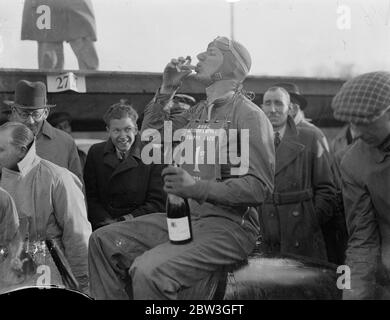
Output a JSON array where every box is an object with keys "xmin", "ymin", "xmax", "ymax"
[
  {"xmin": 332, "ymin": 71, "xmax": 390, "ymax": 124},
  {"xmin": 273, "ymin": 82, "xmax": 307, "ymax": 110}
]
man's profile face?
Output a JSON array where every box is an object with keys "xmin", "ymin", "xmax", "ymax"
[
  {"xmin": 195, "ymin": 44, "xmax": 224, "ymax": 84},
  {"xmin": 107, "ymin": 117, "xmax": 138, "ymax": 152},
  {"xmin": 262, "ymin": 89, "xmax": 290, "ymax": 129},
  {"xmin": 0, "ymin": 131, "xmax": 23, "ymax": 171},
  {"xmin": 351, "ymin": 112, "xmax": 390, "ymax": 147},
  {"xmin": 10, "ymin": 107, "xmax": 49, "ymax": 136}
]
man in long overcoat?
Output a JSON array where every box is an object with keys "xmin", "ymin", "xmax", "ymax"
[{"xmin": 260, "ymin": 86, "xmax": 337, "ymax": 261}]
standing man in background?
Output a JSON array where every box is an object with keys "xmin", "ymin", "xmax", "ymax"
[
  {"xmin": 260, "ymin": 86, "xmax": 337, "ymax": 261},
  {"xmin": 47, "ymin": 111, "xmax": 87, "ymax": 169},
  {"xmin": 273, "ymin": 82, "xmax": 330, "ymax": 151},
  {"xmin": 21, "ymin": 0, "xmax": 98, "ymax": 70},
  {"xmin": 273, "ymin": 82, "xmax": 347, "ymax": 264},
  {"xmin": 4, "ymin": 80, "xmax": 83, "ymax": 181}
]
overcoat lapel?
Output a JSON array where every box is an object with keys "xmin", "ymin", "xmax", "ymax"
[
  {"xmin": 275, "ymin": 117, "xmax": 305, "ymax": 175},
  {"xmin": 103, "ymin": 136, "xmax": 141, "ymax": 179}
]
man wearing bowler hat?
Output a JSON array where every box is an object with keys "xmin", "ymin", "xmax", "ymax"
[
  {"xmin": 4, "ymin": 80, "xmax": 83, "ymax": 181},
  {"xmin": 332, "ymin": 71, "xmax": 390, "ymax": 299}
]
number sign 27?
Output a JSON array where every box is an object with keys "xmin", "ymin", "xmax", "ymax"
[
  {"xmin": 56, "ymin": 74, "xmax": 69, "ymax": 90},
  {"xmin": 47, "ymin": 72, "xmax": 86, "ymax": 93}
]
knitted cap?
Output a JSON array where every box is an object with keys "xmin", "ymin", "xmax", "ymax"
[{"xmin": 332, "ymin": 71, "xmax": 390, "ymax": 124}]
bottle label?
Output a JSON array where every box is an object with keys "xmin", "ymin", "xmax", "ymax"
[{"xmin": 167, "ymin": 217, "xmax": 191, "ymax": 242}]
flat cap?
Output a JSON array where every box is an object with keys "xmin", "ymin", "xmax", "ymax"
[{"xmin": 332, "ymin": 71, "xmax": 390, "ymax": 124}]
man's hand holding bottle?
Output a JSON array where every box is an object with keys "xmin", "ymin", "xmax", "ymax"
[{"xmin": 162, "ymin": 165, "xmax": 196, "ymax": 199}]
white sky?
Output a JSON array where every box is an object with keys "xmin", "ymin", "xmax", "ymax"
[{"xmin": 1, "ymin": 0, "xmax": 390, "ymax": 78}]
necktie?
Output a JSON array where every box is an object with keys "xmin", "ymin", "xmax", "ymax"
[
  {"xmin": 274, "ymin": 131, "xmax": 281, "ymax": 149},
  {"xmin": 120, "ymin": 151, "xmax": 126, "ymax": 161}
]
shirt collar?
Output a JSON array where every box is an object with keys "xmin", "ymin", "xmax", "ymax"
[
  {"xmin": 105, "ymin": 135, "xmax": 142, "ymax": 160},
  {"xmin": 116, "ymin": 148, "xmax": 130, "ymax": 160},
  {"xmin": 205, "ymin": 79, "xmax": 241, "ymax": 105},
  {"xmin": 276, "ymin": 125, "xmax": 287, "ymax": 140}
]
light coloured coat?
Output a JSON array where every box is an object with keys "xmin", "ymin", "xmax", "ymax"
[{"xmin": 0, "ymin": 142, "xmax": 91, "ymax": 289}]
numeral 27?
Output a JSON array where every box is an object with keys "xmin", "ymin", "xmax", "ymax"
[{"xmin": 56, "ymin": 75, "xmax": 69, "ymax": 89}]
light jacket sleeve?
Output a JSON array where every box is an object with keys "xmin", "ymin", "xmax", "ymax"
[
  {"xmin": 0, "ymin": 188, "xmax": 19, "ymax": 247},
  {"xmin": 340, "ymin": 162, "xmax": 380, "ymax": 300},
  {"xmin": 52, "ymin": 171, "xmax": 92, "ymax": 291}
]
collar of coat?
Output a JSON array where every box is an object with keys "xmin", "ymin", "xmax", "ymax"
[
  {"xmin": 372, "ymin": 134, "xmax": 390, "ymax": 163},
  {"xmin": 205, "ymin": 79, "xmax": 240, "ymax": 106},
  {"xmin": 275, "ymin": 116, "xmax": 307, "ymax": 175},
  {"xmin": 103, "ymin": 135, "xmax": 142, "ymax": 172},
  {"xmin": 39, "ymin": 120, "xmax": 55, "ymax": 139},
  {"xmin": 1, "ymin": 141, "xmax": 41, "ymax": 178}
]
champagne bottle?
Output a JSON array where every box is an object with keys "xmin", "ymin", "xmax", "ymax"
[{"xmin": 166, "ymin": 164, "xmax": 193, "ymax": 244}]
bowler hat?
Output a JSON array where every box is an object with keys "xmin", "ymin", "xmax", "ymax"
[
  {"xmin": 3, "ymin": 80, "xmax": 55, "ymax": 109},
  {"xmin": 273, "ymin": 82, "xmax": 307, "ymax": 110}
]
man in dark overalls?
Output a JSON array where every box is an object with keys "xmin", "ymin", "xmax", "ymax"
[{"xmin": 88, "ymin": 36, "xmax": 275, "ymax": 300}]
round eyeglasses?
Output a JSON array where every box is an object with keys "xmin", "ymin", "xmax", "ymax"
[{"xmin": 12, "ymin": 107, "xmax": 46, "ymax": 121}]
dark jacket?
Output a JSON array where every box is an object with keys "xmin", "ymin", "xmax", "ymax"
[
  {"xmin": 298, "ymin": 121, "xmax": 348, "ymax": 264},
  {"xmin": 340, "ymin": 138, "xmax": 390, "ymax": 299},
  {"xmin": 84, "ymin": 137, "xmax": 166, "ymax": 230},
  {"xmin": 21, "ymin": 0, "xmax": 97, "ymax": 42},
  {"xmin": 260, "ymin": 117, "xmax": 337, "ymax": 261}
]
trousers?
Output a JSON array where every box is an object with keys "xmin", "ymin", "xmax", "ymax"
[
  {"xmin": 38, "ymin": 37, "xmax": 99, "ymax": 70},
  {"xmin": 88, "ymin": 212, "xmax": 257, "ymax": 300}
]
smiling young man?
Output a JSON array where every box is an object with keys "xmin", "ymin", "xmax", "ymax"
[
  {"xmin": 332, "ymin": 71, "xmax": 390, "ymax": 299},
  {"xmin": 83, "ymin": 101, "xmax": 166, "ymax": 230},
  {"xmin": 88, "ymin": 37, "xmax": 275, "ymax": 300}
]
